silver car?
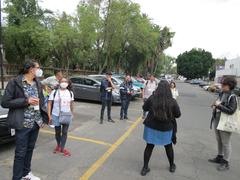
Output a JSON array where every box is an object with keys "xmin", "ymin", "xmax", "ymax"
[
  {"xmin": 70, "ymin": 76, "xmax": 121, "ymax": 103},
  {"xmin": 89, "ymin": 75, "xmax": 142, "ymax": 98}
]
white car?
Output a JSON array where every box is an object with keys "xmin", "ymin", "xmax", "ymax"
[{"xmin": 203, "ymin": 85, "xmax": 210, "ymax": 91}]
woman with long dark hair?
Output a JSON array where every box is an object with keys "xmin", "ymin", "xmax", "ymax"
[{"xmin": 141, "ymin": 80, "xmax": 181, "ymax": 176}]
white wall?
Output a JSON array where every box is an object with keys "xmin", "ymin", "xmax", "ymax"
[{"xmin": 215, "ymin": 57, "xmax": 240, "ymax": 82}]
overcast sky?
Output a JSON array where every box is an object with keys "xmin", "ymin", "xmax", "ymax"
[{"xmin": 39, "ymin": 0, "xmax": 240, "ymax": 59}]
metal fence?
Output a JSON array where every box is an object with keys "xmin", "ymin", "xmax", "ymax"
[{"xmin": 1, "ymin": 63, "xmax": 98, "ymax": 81}]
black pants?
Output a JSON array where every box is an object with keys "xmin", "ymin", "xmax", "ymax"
[
  {"xmin": 100, "ymin": 99, "xmax": 112, "ymax": 120},
  {"xmin": 143, "ymin": 98, "xmax": 148, "ymax": 117},
  {"xmin": 13, "ymin": 123, "xmax": 39, "ymax": 180},
  {"xmin": 120, "ymin": 98, "xmax": 130, "ymax": 118},
  {"xmin": 143, "ymin": 143, "xmax": 174, "ymax": 169},
  {"xmin": 55, "ymin": 124, "xmax": 69, "ymax": 150}
]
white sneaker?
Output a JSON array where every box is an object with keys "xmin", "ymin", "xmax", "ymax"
[{"xmin": 22, "ymin": 172, "xmax": 41, "ymax": 180}]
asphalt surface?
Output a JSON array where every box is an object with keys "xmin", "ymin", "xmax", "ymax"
[{"xmin": 1, "ymin": 82, "xmax": 240, "ymax": 180}]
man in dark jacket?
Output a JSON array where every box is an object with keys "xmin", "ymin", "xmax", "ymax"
[
  {"xmin": 120, "ymin": 75, "xmax": 133, "ymax": 120},
  {"xmin": 1, "ymin": 61, "xmax": 48, "ymax": 180},
  {"xmin": 100, "ymin": 71, "xmax": 115, "ymax": 124}
]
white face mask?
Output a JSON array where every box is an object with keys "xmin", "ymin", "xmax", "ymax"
[
  {"xmin": 60, "ymin": 82, "xmax": 68, "ymax": 89},
  {"xmin": 35, "ymin": 69, "xmax": 43, "ymax": 77}
]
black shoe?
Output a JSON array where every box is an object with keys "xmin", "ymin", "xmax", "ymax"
[
  {"xmin": 108, "ymin": 119, "xmax": 115, "ymax": 123},
  {"xmin": 120, "ymin": 117, "xmax": 124, "ymax": 120},
  {"xmin": 140, "ymin": 167, "xmax": 150, "ymax": 176},
  {"xmin": 100, "ymin": 118, "xmax": 103, "ymax": 124},
  {"xmin": 217, "ymin": 160, "xmax": 230, "ymax": 171},
  {"xmin": 208, "ymin": 155, "xmax": 223, "ymax": 164},
  {"xmin": 124, "ymin": 117, "xmax": 129, "ymax": 120},
  {"xmin": 169, "ymin": 164, "xmax": 176, "ymax": 173}
]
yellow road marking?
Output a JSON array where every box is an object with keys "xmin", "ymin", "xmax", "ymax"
[
  {"xmin": 80, "ymin": 117, "xmax": 142, "ymax": 180},
  {"xmin": 40, "ymin": 129, "xmax": 112, "ymax": 147},
  {"xmin": 126, "ymin": 120, "xmax": 134, "ymax": 124}
]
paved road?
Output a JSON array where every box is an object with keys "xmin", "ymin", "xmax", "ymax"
[{"xmin": 0, "ymin": 82, "xmax": 240, "ymax": 180}]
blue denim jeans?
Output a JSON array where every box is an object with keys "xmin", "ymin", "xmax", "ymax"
[
  {"xmin": 13, "ymin": 123, "xmax": 39, "ymax": 180},
  {"xmin": 120, "ymin": 99, "xmax": 130, "ymax": 118},
  {"xmin": 100, "ymin": 99, "xmax": 112, "ymax": 120}
]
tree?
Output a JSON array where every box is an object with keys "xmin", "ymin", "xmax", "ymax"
[
  {"xmin": 176, "ymin": 48, "xmax": 214, "ymax": 79},
  {"xmin": 3, "ymin": 0, "xmax": 174, "ymax": 75},
  {"xmin": 3, "ymin": 0, "xmax": 52, "ymax": 64}
]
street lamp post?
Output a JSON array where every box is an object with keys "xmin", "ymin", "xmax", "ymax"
[{"xmin": 0, "ymin": 0, "xmax": 4, "ymax": 90}]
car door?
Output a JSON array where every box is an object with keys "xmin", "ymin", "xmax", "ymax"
[
  {"xmin": 70, "ymin": 77, "xmax": 85, "ymax": 100},
  {"xmin": 83, "ymin": 78, "xmax": 101, "ymax": 101}
]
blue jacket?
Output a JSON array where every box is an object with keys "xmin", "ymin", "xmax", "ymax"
[
  {"xmin": 120, "ymin": 81, "xmax": 133, "ymax": 100},
  {"xmin": 100, "ymin": 79, "xmax": 113, "ymax": 100}
]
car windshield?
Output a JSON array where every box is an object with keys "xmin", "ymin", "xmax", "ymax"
[
  {"xmin": 92, "ymin": 76, "xmax": 105, "ymax": 82},
  {"xmin": 114, "ymin": 76, "xmax": 124, "ymax": 83}
]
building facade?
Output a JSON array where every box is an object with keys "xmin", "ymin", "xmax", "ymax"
[{"xmin": 215, "ymin": 57, "xmax": 240, "ymax": 83}]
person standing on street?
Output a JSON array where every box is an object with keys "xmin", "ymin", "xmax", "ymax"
[
  {"xmin": 141, "ymin": 80, "xmax": 181, "ymax": 176},
  {"xmin": 1, "ymin": 61, "xmax": 48, "ymax": 180},
  {"xmin": 142, "ymin": 75, "xmax": 158, "ymax": 119},
  {"xmin": 209, "ymin": 76, "xmax": 237, "ymax": 171},
  {"xmin": 170, "ymin": 81, "xmax": 179, "ymax": 100},
  {"xmin": 100, "ymin": 72, "xmax": 115, "ymax": 124},
  {"xmin": 41, "ymin": 70, "xmax": 63, "ymax": 90},
  {"xmin": 48, "ymin": 78, "xmax": 74, "ymax": 157},
  {"xmin": 120, "ymin": 75, "xmax": 133, "ymax": 120}
]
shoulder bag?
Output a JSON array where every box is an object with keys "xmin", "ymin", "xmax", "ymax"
[
  {"xmin": 58, "ymin": 90, "xmax": 73, "ymax": 125},
  {"xmin": 217, "ymin": 94, "xmax": 240, "ymax": 134}
]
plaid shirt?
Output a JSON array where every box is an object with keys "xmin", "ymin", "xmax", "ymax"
[{"xmin": 22, "ymin": 77, "xmax": 43, "ymax": 128}]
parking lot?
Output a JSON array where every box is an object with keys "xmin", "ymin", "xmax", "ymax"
[{"xmin": 1, "ymin": 82, "xmax": 240, "ymax": 180}]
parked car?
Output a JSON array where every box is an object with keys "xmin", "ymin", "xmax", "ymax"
[
  {"xmin": 203, "ymin": 85, "xmax": 210, "ymax": 91},
  {"xmin": 190, "ymin": 79, "xmax": 203, "ymax": 85},
  {"xmin": 89, "ymin": 75, "xmax": 142, "ymax": 98},
  {"xmin": 131, "ymin": 77, "xmax": 145, "ymax": 89},
  {"xmin": 70, "ymin": 76, "xmax": 121, "ymax": 103},
  {"xmin": 184, "ymin": 79, "xmax": 191, "ymax": 83},
  {"xmin": 178, "ymin": 76, "xmax": 187, "ymax": 81},
  {"xmin": 199, "ymin": 81, "xmax": 210, "ymax": 87},
  {"xmin": 115, "ymin": 75, "xmax": 142, "ymax": 98},
  {"xmin": 0, "ymin": 96, "xmax": 15, "ymax": 144}
]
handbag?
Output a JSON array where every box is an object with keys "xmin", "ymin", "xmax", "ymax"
[
  {"xmin": 217, "ymin": 94, "xmax": 240, "ymax": 134},
  {"xmin": 58, "ymin": 90, "xmax": 73, "ymax": 125}
]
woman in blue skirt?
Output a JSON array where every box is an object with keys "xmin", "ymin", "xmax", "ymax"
[{"xmin": 141, "ymin": 80, "xmax": 181, "ymax": 176}]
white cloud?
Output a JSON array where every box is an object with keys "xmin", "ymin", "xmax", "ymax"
[
  {"xmin": 133, "ymin": 0, "xmax": 240, "ymax": 59},
  {"xmin": 40, "ymin": 0, "xmax": 240, "ymax": 59}
]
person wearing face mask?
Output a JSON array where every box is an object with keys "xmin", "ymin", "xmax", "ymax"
[
  {"xmin": 41, "ymin": 70, "xmax": 63, "ymax": 90},
  {"xmin": 209, "ymin": 77, "xmax": 238, "ymax": 171},
  {"xmin": 119, "ymin": 75, "xmax": 133, "ymax": 120},
  {"xmin": 1, "ymin": 61, "xmax": 48, "ymax": 180},
  {"xmin": 48, "ymin": 78, "xmax": 74, "ymax": 157}
]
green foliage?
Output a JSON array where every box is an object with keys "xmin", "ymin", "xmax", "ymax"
[
  {"xmin": 176, "ymin": 48, "xmax": 214, "ymax": 79},
  {"xmin": 3, "ymin": 0, "xmax": 175, "ymax": 75}
]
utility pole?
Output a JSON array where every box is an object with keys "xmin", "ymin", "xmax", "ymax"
[{"xmin": 0, "ymin": 0, "xmax": 4, "ymax": 90}]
